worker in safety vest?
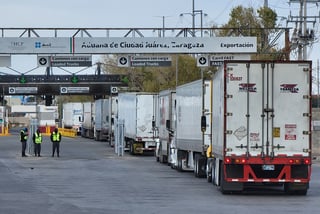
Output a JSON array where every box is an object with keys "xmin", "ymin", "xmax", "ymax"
[
  {"xmin": 20, "ymin": 127, "xmax": 28, "ymax": 157},
  {"xmin": 33, "ymin": 129, "xmax": 42, "ymax": 157},
  {"xmin": 50, "ymin": 128, "xmax": 61, "ymax": 157}
]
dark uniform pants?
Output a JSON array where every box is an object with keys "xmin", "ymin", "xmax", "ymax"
[
  {"xmin": 34, "ymin": 143, "xmax": 41, "ymax": 156},
  {"xmin": 21, "ymin": 141, "xmax": 26, "ymax": 156},
  {"xmin": 52, "ymin": 142, "xmax": 60, "ymax": 156}
]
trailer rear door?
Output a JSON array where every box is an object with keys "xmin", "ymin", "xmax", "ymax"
[{"xmin": 225, "ymin": 62, "xmax": 311, "ymax": 158}]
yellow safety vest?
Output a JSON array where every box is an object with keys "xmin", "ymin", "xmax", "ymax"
[
  {"xmin": 35, "ymin": 133, "xmax": 42, "ymax": 144},
  {"xmin": 52, "ymin": 132, "xmax": 61, "ymax": 142},
  {"xmin": 20, "ymin": 130, "xmax": 28, "ymax": 141}
]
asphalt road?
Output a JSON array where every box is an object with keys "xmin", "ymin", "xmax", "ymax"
[{"xmin": 0, "ymin": 133, "xmax": 319, "ymax": 214}]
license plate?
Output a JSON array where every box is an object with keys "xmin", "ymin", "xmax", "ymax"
[{"xmin": 262, "ymin": 165, "xmax": 275, "ymax": 171}]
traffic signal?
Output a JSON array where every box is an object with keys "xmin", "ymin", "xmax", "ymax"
[
  {"xmin": 71, "ymin": 74, "xmax": 79, "ymax": 83},
  {"xmin": 19, "ymin": 75, "xmax": 27, "ymax": 83}
]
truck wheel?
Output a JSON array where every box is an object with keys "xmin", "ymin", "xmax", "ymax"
[
  {"xmin": 130, "ymin": 142, "xmax": 135, "ymax": 155},
  {"xmin": 159, "ymin": 150, "xmax": 164, "ymax": 163},
  {"xmin": 198, "ymin": 157, "xmax": 206, "ymax": 178},
  {"xmin": 206, "ymin": 160, "xmax": 212, "ymax": 182},
  {"xmin": 177, "ymin": 150, "xmax": 184, "ymax": 172},
  {"xmin": 177, "ymin": 156, "xmax": 183, "ymax": 171},
  {"xmin": 194, "ymin": 155, "xmax": 199, "ymax": 177}
]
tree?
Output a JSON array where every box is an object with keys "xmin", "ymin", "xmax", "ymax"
[
  {"xmin": 219, "ymin": 6, "xmax": 280, "ymax": 60},
  {"xmin": 101, "ymin": 54, "xmax": 209, "ymax": 92}
]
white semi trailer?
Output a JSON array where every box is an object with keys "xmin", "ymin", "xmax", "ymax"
[
  {"xmin": 169, "ymin": 79, "xmax": 212, "ymax": 177},
  {"xmin": 118, "ymin": 92, "xmax": 158, "ymax": 155},
  {"xmin": 94, "ymin": 99, "xmax": 110, "ymax": 141},
  {"xmin": 62, "ymin": 102, "xmax": 83, "ymax": 135},
  {"xmin": 207, "ymin": 61, "xmax": 312, "ymax": 194},
  {"xmin": 108, "ymin": 96, "xmax": 118, "ymax": 146},
  {"xmin": 81, "ymin": 102, "xmax": 95, "ymax": 139},
  {"xmin": 155, "ymin": 89, "xmax": 176, "ymax": 163}
]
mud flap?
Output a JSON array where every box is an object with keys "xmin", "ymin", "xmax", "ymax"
[
  {"xmin": 284, "ymin": 183, "xmax": 309, "ymax": 195},
  {"xmin": 220, "ymin": 162, "xmax": 243, "ymax": 194}
]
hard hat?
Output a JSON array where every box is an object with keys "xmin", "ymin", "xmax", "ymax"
[{"xmin": 24, "ymin": 127, "xmax": 28, "ymax": 132}]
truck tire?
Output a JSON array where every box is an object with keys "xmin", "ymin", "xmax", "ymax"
[
  {"xmin": 206, "ymin": 160, "xmax": 212, "ymax": 182},
  {"xmin": 194, "ymin": 154, "xmax": 199, "ymax": 177},
  {"xmin": 198, "ymin": 156, "xmax": 206, "ymax": 178},
  {"xmin": 130, "ymin": 141, "xmax": 135, "ymax": 155},
  {"xmin": 177, "ymin": 150, "xmax": 185, "ymax": 172},
  {"xmin": 159, "ymin": 144, "xmax": 164, "ymax": 163}
]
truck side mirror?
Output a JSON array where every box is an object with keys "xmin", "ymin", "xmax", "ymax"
[
  {"xmin": 201, "ymin": 115, "xmax": 206, "ymax": 132},
  {"xmin": 166, "ymin": 120, "xmax": 171, "ymax": 130},
  {"xmin": 152, "ymin": 120, "xmax": 156, "ymax": 128}
]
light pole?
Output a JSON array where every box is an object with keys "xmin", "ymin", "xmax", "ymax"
[
  {"xmin": 180, "ymin": 0, "xmax": 206, "ymax": 37},
  {"xmin": 155, "ymin": 15, "xmax": 171, "ymax": 37}
]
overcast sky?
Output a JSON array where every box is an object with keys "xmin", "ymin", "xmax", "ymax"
[
  {"xmin": 0, "ymin": 0, "xmax": 319, "ymax": 75},
  {"xmin": 0, "ymin": 0, "xmax": 297, "ymax": 28}
]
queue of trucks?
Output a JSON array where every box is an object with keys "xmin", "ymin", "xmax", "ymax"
[{"xmin": 62, "ymin": 60, "xmax": 312, "ymax": 195}]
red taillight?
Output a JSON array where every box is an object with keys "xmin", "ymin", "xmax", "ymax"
[
  {"xmin": 241, "ymin": 158, "xmax": 247, "ymax": 164},
  {"xmin": 225, "ymin": 158, "xmax": 231, "ymax": 164},
  {"xmin": 289, "ymin": 159, "xmax": 309, "ymax": 164},
  {"xmin": 304, "ymin": 159, "xmax": 311, "ymax": 164}
]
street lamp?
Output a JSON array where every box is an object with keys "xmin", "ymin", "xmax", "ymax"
[{"xmin": 179, "ymin": 0, "xmax": 207, "ymax": 37}]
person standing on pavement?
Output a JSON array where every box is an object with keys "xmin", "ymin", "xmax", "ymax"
[
  {"xmin": 32, "ymin": 129, "xmax": 42, "ymax": 157},
  {"xmin": 20, "ymin": 127, "xmax": 28, "ymax": 157},
  {"xmin": 50, "ymin": 128, "xmax": 61, "ymax": 157}
]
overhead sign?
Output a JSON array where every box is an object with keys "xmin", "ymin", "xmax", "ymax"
[
  {"xmin": 0, "ymin": 37, "xmax": 257, "ymax": 54},
  {"xmin": 210, "ymin": 54, "xmax": 251, "ymax": 66},
  {"xmin": 0, "ymin": 55, "xmax": 11, "ymax": 67},
  {"xmin": 117, "ymin": 55, "xmax": 172, "ymax": 67},
  {"xmin": 130, "ymin": 56, "xmax": 172, "ymax": 67},
  {"xmin": 9, "ymin": 87, "xmax": 38, "ymax": 94},
  {"xmin": 50, "ymin": 55, "xmax": 92, "ymax": 67},
  {"xmin": 37, "ymin": 55, "xmax": 92, "ymax": 67},
  {"xmin": 0, "ymin": 38, "xmax": 70, "ymax": 54},
  {"xmin": 60, "ymin": 86, "xmax": 90, "ymax": 94},
  {"xmin": 197, "ymin": 54, "xmax": 252, "ymax": 67}
]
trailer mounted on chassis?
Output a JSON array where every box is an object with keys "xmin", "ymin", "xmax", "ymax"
[
  {"xmin": 155, "ymin": 89, "xmax": 176, "ymax": 163},
  {"xmin": 169, "ymin": 79, "xmax": 213, "ymax": 177},
  {"xmin": 117, "ymin": 92, "xmax": 158, "ymax": 155},
  {"xmin": 207, "ymin": 60, "xmax": 312, "ymax": 195}
]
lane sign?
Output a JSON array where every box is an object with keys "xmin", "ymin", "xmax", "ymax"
[
  {"xmin": 197, "ymin": 55, "xmax": 209, "ymax": 67},
  {"xmin": 117, "ymin": 56, "xmax": 129, "ymax": 67},
  {"xmin": 60, "ymin": 86, "xmax": 90, "ymax": 94},
  {"xmin": 51, "ymin": 55, "xmax": 92, "ymax": 67},
  {"xmin": 9, "ymin": 87, "xmax": 38, "ymax": 94},
  {"xmin": 210, "ymin": 54, "xmax": 251, "ymax": 66},
  {"xmin": 37, "ymin": 56, "xmax": 50, "ymax": 66},
  {"xmin": 111, "ymin": 87, "xmax": 118, "ymax": 94},
  {"xmin": 130, "ymin": 56, "xmax": 172, "ymax": 67}
]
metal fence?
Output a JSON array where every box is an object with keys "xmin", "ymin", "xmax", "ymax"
[{"xmin": 114, "ymin": 119, "xmax": 125, "ymax": 156}]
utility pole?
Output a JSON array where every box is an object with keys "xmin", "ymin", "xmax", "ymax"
[{"xmin": 288, "ymin": 0, "xmax": 320, "ymax": 60}]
